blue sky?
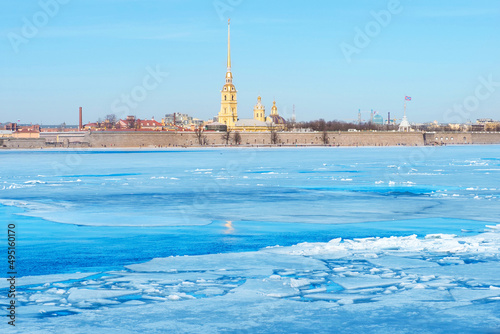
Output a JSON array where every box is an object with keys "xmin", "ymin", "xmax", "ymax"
[{"xmin": 1, "ymin": 0, "xmax": 499, "ymax": 124}]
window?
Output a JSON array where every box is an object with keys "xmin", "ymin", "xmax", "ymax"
[{"xmin": 224, "ymin": 96, "xmax": 227, "ymax": 101}]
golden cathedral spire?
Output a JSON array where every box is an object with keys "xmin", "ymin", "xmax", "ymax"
[
  {"xmin": 218, "ymin": 19, "xmax": 237, "ymax": 128},
  {"xmin": 227, "ymin": 18, "xmax": 231, "ymax": 72},
  {"xmin": 225, "ymin": 18, "xmax": 233, "ymax": 84}
]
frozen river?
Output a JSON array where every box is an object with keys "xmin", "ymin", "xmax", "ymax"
[{"xmin": 1, "ymin": 146, "xmax": 499, "ymax": 333}]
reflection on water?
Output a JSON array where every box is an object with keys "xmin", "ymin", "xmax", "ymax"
[{"xmin": 224, "ymin": 221, "xmax": 235, "ymax": 234}]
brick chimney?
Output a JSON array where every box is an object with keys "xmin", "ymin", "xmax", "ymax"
[{"xmin": 79, "ymin": 107, "xmax": 83, "ymax": 130}]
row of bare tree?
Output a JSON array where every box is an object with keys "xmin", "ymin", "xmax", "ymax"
[
  {"xmin": 194, "ymin": 126, "xmax": 280, "ymax": 146},
  {"xmin": 295, "ymin": 119, "xmax": 397, "ymax": 132},
  {"xmin": 298, "ymin": 119, "xmax": 500, "ymax": 133}
]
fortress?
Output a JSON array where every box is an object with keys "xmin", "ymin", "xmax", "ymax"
[{"xmin": 2, "ymin": 131, "xmax": 500, "ymax": 149}]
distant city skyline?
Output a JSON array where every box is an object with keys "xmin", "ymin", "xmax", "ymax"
[{"xmin": 1, "ymin": 0, "xmax": 499, "ymax": 124}]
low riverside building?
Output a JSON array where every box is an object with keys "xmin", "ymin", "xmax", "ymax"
[
  {"xmin": 205, "ymin": 122, "xmax": 227, "ymax": 132},
  {"xmin": 162, "ymin": 113, "xmax": 202, "ymax": 128},
  {"xmin": 233, "ymin": 118, "xmax": 269, "ymax": 132},
  {"xmin": 82, "ymin": 116, "xmax": 164, "ymax": 131},
  {"xmin": 13, "ymin": 126, "xmax": 40, "ymax": 138},
  {"xmin": 138, "ymin": 119, "xmax": 163, "ymax": 130},
  {"xmin": 83, "ymin": 122, "xmax": 99, "ymax": 130},
  {"xmin": 0, "ymin": 130, "xmax": 13, "ymax": 137},
  {"xmin": 2, "ymin": 123, "xmax": 18, "ymax": 131}
]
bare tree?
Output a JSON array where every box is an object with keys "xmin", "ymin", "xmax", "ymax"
[
  {"xmin": 321, "ymin": 130, "xmax": 329, "ymax": 145},
  {"xmin": 101, "ymin": 115, "xmax": 116, "ymax": 130},
  {"xmin": 221, "ymin": 129, "xmax": 232, "ymax": 145},
  {"xmin": 104, "ymin": 114, "xmax": 117, "ymax": 129},
  {"xmin": 102, "ymin": 121, "xmax": 113, "ymax": 130},
  {"xmin": 318, "ymin": 119, "xmax": 326, "ymax": 131},
  {"xmin": 194, "ymin": 126, "xmax": 207, "ymax": 146},
  {"xmin": 233, "ymin": 131, "xmax": 241, "ymax": 145},
  {"xmin": 127, "ymin": 118, "xmax": 136, "ymax": 129},
  {"xmin": 268, "ymin": 123, "xmax": 279, "ymax": 145},
  {"xmin": 106, "ymin": 114, "xmax": 117, "ymax": 124}
]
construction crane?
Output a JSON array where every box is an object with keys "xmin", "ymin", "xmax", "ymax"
[{"xmin": 356, "ymin": 109, "xmax": 377, "ymax": 124}]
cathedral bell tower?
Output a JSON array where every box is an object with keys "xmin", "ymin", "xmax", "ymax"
[
  {"xmin": 253, "ymin": 96, "xmax": 266, "ymax": 122},
  {"xmin": 218, "ymin": 19, "xmax": 238, "ymax": 128}
]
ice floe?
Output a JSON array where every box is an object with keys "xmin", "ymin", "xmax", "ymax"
[{"xmin": 4, "ymin": 225, "xmax": 499, "ymax": 331}]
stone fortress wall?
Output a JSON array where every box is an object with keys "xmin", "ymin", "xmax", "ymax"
[
  {"xmin": 2, "ymin": 131, "xmax": 500, "ymax": 149},
  {"xmin": 87, "ymin": 131, "xmax": 426, "ymax": 148}
]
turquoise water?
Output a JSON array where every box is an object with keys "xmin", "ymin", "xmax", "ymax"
[
  {"xmin": 1, "ymin": 146, "xmax": 500, "ymax": 333},
  {"xmin": 1, "ymin": 146, "xmax": 498, "ymax": 276}
]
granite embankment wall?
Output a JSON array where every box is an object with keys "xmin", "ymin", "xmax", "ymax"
[
  {"xmin": 0, "ymin": 138, "xmax": 46, "ymax": 149},
  {"xmin": 423, "ymin": 132, "xmax": 473, "ymax": 145},
  {"xmin": 423, "ymin": 132, "xmax": 500, "ymax": 145},
  {"xmin": 2, "ymin": 132, "xmax": 500, "ymax": 149},
  {"xmin": 86, "ymin": 131, "xmax": 424, "ymax": 147},
  {"xmin": 471, "ymin": 132, "xmax": 500, "ymax": 144}
]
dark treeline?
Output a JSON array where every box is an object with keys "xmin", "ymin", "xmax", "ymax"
[
  {"xmin": 295, "ymin": 119, "xmax": 500, "ymax": 132},
  {"xmin": 295, "ymin": 119, "xmax": 397, "ymax": 132}
]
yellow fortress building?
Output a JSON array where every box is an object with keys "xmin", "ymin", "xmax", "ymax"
[{"xmin": 218, "ymin": 20, "xmax": 286, "ymax": 132}]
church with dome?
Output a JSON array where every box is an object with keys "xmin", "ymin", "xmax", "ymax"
[{"xmin": 217, "ymin": 20, "xmax": 286, "ymax": 132}]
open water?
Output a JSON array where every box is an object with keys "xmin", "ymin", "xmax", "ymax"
[{"xmin": 1, "ymin": 146, "xmax": 499, "ymax": 333}]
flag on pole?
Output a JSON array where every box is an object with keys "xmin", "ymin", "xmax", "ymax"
[{"xmin": 405, "ymin": 96, "xmax": 412, "ymax": 101}]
